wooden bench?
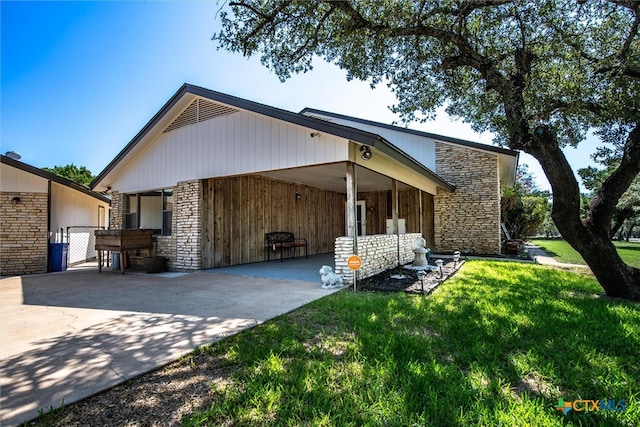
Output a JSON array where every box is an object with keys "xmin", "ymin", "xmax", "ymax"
[{"xmin": 265, "ymin": 232, "xmax": 308, "ymax": 262}]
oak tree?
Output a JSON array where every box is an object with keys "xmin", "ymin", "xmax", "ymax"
[{"xmin": 215, "ymin": 0, "xmax": 640, "ymax": 299}]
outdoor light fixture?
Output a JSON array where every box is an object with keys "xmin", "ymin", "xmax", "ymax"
[
  {"xmin": 417, "ymin": 269, "xmax": 427, "ymax": 292},
  {"xmin": 11, "ymin": 196, "xmax": 21, "ymax": 205},
  {"xmin": 360, "ymin": 145, "xmax": 372, "ymax": 160},
  {"xmin": 295, "ymin": 192, "xmax": 302, "ymax": 201},
  {"xmin": 435, "ymin": 259, "xmax": 444, "ymax": 279}
]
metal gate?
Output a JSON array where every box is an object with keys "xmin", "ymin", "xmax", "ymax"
[{"xmin": 66, "ymin": 226, "xmax": 105, "ymax": 266}]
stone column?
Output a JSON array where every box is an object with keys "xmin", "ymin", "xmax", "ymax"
[
  {"xmin": 175, "ymin": 179, "xmax": 203, "ymax": 270},
  {"xmin": 109, "ymin": 191, "xmax": 124, "ymax": 229}
]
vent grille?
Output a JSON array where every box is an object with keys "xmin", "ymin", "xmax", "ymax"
[
  {"xmin": 305, "ymin": 114, "xmax": 334, "ymax": 122},
  {"xmin": 164, "ymin": 98, "xmax": 239, "ymax": 132}
]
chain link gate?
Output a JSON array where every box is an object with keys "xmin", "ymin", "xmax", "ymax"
[{"xmin": 66, "ymin": 226, "xmax": 105, "ymax": 266}]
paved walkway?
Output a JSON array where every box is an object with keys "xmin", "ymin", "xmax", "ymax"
[
  {"xmin": 525, "ymin": 242, "xmax": 589, "ymax": 269},
  {"xmin": 0, "ymin": 261, "xmax": 340, "ymax": 426}
]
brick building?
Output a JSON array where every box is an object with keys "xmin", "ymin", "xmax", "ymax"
[{"xmin": 1, "ymin": 156, "xmax": 111, "ymax": 275}]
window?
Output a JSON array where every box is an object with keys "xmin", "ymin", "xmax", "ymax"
[
  {"xmin": 125, "ymin": 189, "xmax": 173, "ymax": 236},
  {"xmin": 163, "ymin": 190, "xmax": 173, "ymax": 236}
]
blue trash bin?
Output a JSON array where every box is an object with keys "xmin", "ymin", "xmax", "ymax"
[
  {"xmin": 50, "ymin": 243, "xmax": 69, "ymax": 272},
  {"xmin": 112, "ymin": 252, "xmax": 120, "ymax": 270}
]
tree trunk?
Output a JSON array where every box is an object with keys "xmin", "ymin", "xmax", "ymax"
[
  {"xmin": 627, "ymin": 224, "xmax": 636, "ymax": 242},
  {"xmin": 525, "ymin": 128, "xmax": 640, "ymax": 301},
  {"xmin": 565, "ymin": 224, "xmax": 640, "ymax": 300}
]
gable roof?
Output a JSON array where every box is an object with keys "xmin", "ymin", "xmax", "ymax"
[
  {"xmin": 91, "ymin": 83, "xmax": 455, "ymax": 192},
  {"xmin": 300, "ymin": 108, "xmax": 519, "ymax": 187},
  {"xmin": 299, "ymin": 108, "xmax": 519, "ymax": 157},
  {"xmin": 1, "ymin": 155, "xmax": 111, "ymax": 203}
]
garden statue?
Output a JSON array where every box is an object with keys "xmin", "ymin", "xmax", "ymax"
[
  {"xmin": 319, "ymin": 265, "xmax": 343, "ymax": 289},
  {"xmin": 412, "ymin": 237, "xmax": 429, "ymax": 267}
]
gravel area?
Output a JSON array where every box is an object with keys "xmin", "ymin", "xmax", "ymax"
[{"xmin": 358, "ymin": 258, "xmax": 465, "ymax": 294}]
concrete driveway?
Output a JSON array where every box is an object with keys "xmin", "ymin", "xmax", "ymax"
[{"xmin": 1, "ymin": 263, "xmax": 340, "ymax": 426}]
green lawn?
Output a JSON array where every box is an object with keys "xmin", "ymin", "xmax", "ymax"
[
  {"xmin": 179, "ymin": 261, "xmax": 639, "ymax": 426},
  {"xmin": 529, "ymin": 239, "xmax": 640, "ymax": 268}
]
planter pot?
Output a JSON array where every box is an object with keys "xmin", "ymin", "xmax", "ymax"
[{"xmin": 142, "ymin": 256, "xmax": 167, "ymax": 274}]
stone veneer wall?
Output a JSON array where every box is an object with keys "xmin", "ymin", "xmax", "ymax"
[
  {"xmin": 175, "ymin": 179, "xmax": 202, "ymax": 270},
  {"xmin": 434, "ymin": 144, "xmax": 501, "ymax": 254},
  {"xmin": 1, "ymin": 192, "xmax": 48, "ymax": 275},
  {"xmin": 110, "ymin": 191, "xmax": 124, "ymax": 230},
  {"xmin": 334, "ymin": 233, "xmax": 421, "ymax": 286}
]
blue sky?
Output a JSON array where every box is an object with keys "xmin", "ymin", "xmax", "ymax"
[{"xmin": 2, "ymin": 1, "xmax": 598, "ymax": 192}]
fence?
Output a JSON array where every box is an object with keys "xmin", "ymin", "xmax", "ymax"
[{"xmin": 66, "ymin": 226, "xmax": 105, "ymax": 266}]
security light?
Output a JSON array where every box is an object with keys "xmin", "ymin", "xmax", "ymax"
[{"xmin": 360, "ymin": 145, "xmax": 372, "ymax": 160}]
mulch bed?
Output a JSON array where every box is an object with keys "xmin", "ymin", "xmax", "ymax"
[{"xmin": 357, "ymin": 259, "xmax": 465, "ymax": 295}]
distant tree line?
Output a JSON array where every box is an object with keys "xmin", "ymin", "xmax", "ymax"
[{"xmin": 43, "ymin": 164, "xmax": 95, "ymax": 188}]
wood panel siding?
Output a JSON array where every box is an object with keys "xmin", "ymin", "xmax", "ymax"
[
  {"xmin": 202, "ymin": 175, "xmax": 346, "ymax": 268},
  {"xmin": 421, "ymin": 192, "xmax": 435, "ymax": 249},
  {"xmin": 357, "ymin": 189, "xmax": 434, "ymax": 247}
]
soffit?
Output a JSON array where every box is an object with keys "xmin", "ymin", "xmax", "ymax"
[{"xmin": 259, "ymin": 163, "xmax": 411, "ymax": 193}]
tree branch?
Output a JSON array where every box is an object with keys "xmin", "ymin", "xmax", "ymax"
[
  {"xmin": 605, "ymin": 0, "xmax": 640, "ymax": 12},
  {"xmin": 555, "ymin": 4, "xmax": 639, "ymax": 78},
  {"xmin": 229, "ymin": 1, "xmax": 290, "ymax": 55},
  {"xmin": 587, "ymin": 124, "xmax": 640, "ymax": 231},
  {"xmin": 429, "ymin": 0, "xmax": 514, "ymax": 17}
]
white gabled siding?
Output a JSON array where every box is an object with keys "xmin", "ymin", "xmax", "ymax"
[
  {"xmin": 0, "ymin": 164, "xmax": 48, "ymax": 192},
  {"xmin": 307, "ymin": 114, "xmax": 436, "ymax": 171},
  {"xmin": 50, "ymin": 183, "xmax": 110, "ymax": 234},
  {"xmin": 111, "ymin": 110, "xmax": 349, "ymax": 193}
]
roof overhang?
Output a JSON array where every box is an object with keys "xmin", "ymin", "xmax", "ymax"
[
  {"xmin": 301, "ymin": 107, "xmax": 519, "ymax": 189},
  {"xmin": 91, "ymin": 83, "xmax": 455, "ymax": 193},
  {"xmin": 1, "ymin": 155, "xmax": 111, "ymax": 203},
  {"xmin": 351, "ymin": 142, "xmax": 454, "ymax": 193}
]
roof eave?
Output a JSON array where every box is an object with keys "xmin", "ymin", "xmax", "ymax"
[
  {"xmin": 300, "ymin": 107, "xmax": 519, "ymax": 158},
  {"xmin": 1, "ymin": 155, "xmax": 111, "ymax": 203},
  {"xmin": 373, "ymin": 136, "xmax": 456, "ymax": 192},
  {"xmin": 91, "ymin": 84, "xmax": 385, "ymax": 190}
]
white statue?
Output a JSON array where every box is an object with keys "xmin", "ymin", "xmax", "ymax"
[{"xmin": 319, "ymin": 265, "xmax": 343, "ymax": 289}]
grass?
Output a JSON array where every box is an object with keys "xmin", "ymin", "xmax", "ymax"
[
  {"xmin": 529, "ymin": 239, "xmax": 640, "ymax": 268},
  {"xmin": 179, "ymin": 261, "xmax": 639, "ymax": 426}
]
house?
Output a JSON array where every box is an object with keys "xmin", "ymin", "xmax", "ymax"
[
  {"xmin": 91, "ymin": 84, "xmax": 518, "ymax": 282},
  {"xmin": 1, "ymin": 155, "xmax": 111, "ymax": 275}
]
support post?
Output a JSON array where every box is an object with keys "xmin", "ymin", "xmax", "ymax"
[
  {"xmin": 346, "ymin": 162, "xmax": 358, "ymax": 289},
  {"xmin": 392, "ymin": 179, "xmax": 400, "ymax": 267},
  {"xmin": 346, "ymin": 163, "xmax": 357, "ymax": 240},
  {"xmin": 419, "ymin": 190, "xmax": 424, "ymax": 237},
  {"xmin": 392, "ymin": 179, "xmax": 399, "ymax": 235}
]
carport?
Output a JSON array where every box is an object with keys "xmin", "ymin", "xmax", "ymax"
[{"xmin": 0, "ymin": 260, "xmax": 340, "ymax": 426}]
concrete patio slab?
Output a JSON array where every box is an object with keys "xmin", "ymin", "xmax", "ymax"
[{"xmin": 0, "ymin": 263, "xmax": 340, "ymax": 426}]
